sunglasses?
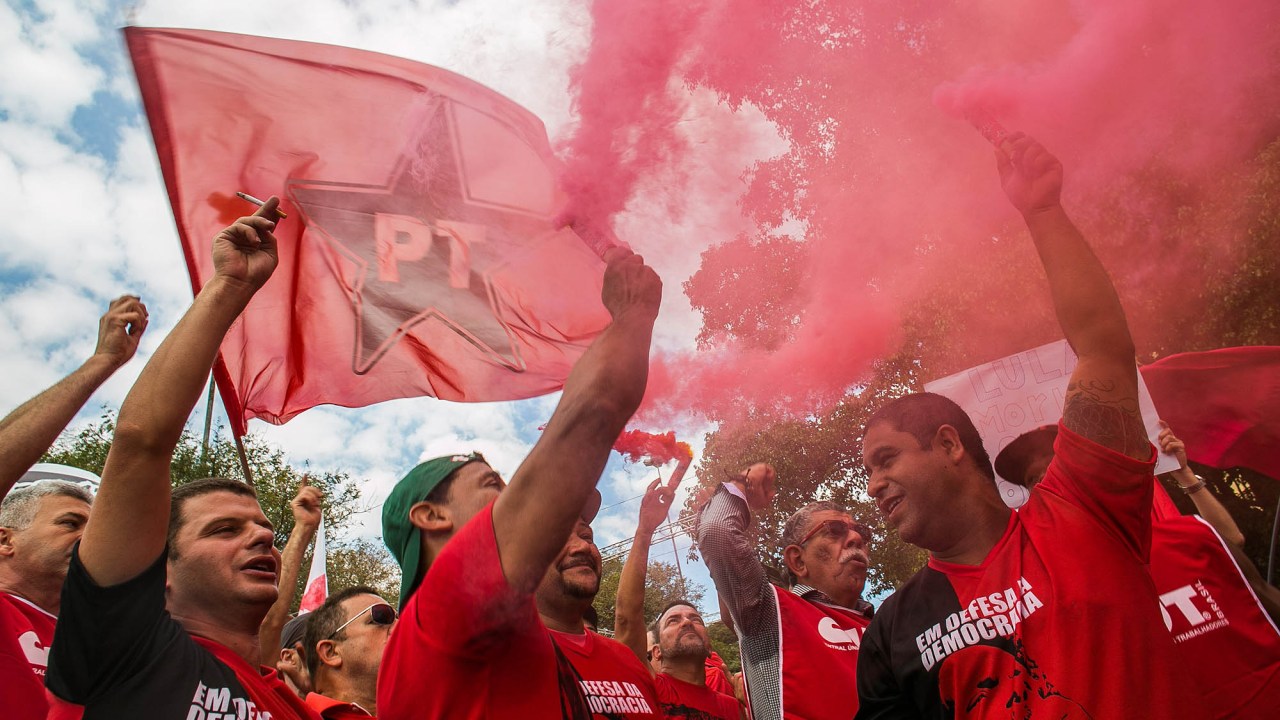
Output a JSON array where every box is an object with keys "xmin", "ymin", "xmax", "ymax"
[
  {"xmin": 328, "ymin": 602, "xmax": 397, "ymax": 639},
  {"xmin": 798, "ymin": 519, "xmax": 871, "ymax": 547}
]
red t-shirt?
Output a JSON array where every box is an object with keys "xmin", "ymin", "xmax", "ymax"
[
  {"xmin": 654, "ymin": 673, "xmax": 740, "ymax": 719},
  {"xmin": 378, "ymin": 503, "xmax": 569, "ymax": 719},
  {"xmin": 0, "ymin": 591, "xmax": 57, "ymax": 720},
  {"xmin": 305, "ymin": 692, "xmax": 375, "ymax": 719},
  {"xmin": 1150, "ymin": 510, "xmax": 1280, "ymax": 719},
  {"xmin": 857, "ymin": 424, "xmax": 1209, "ymax": 719},
  {"xmin": 703, "ymin": 656, "xmax": 736, "ymax": 700},
  {"xmin": 550, "ymin": 629, "xmax": 660, "ymax": 718}
]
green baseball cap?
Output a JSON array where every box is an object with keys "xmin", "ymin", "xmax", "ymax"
[{"xmin": 382, "ymin": 452, "xmax": 486, "ymax": 609}]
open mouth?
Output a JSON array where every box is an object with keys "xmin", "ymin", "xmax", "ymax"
[
  {"xmin": 242, "ymin": 556, "xmax": 278, "ymax": 579},
  {"xmin": 879, "ymin": 496, "xmax": 904, "ymax": 519}
]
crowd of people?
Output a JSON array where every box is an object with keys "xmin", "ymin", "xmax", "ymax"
[{"xmin": 1, "ymin": 137, "xmax": 1278, "ymax": 720}]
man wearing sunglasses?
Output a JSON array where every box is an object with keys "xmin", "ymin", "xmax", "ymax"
[
  {"xmin": 377, "ymin": 246, "xmax": 662, "ymax": 719},
  {"xmin": 303, "ymin": 587, "xmax": 396, "ymax": 719},
  {"xmin": 698, "ymin": 463, "xmax": 875, "ymax": 719}
]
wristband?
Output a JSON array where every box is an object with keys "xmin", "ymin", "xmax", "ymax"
[{"xmin": 1180, "ymin": 475, "xmax": 1207, "ymax": 495}]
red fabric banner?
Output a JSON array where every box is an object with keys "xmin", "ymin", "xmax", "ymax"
[
  {"xmin": 126, "ymin": 27, "xmax": 611, "ymax": 434},
  {"xmin": 1141, "ymin": 346, "xmax": 1280, "ymax": 480}
]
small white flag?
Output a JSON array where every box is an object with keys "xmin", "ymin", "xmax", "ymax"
[{"xmin": 299, "ymin": 515, "xmax": 328, "ymax": 612}]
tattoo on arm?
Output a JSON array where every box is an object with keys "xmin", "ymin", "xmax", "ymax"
[{"xmin": 1062, "ymin": 378, "xmax": 1149, "ymax": 459}]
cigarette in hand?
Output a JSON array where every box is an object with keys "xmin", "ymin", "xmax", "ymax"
[{"xmin": 235, "ymin": 191, "xmax": 288, "ymax": 219}]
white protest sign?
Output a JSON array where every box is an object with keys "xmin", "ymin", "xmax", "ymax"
[{"xmin": 924, "ymin": 339, "xmax": 1179, "ymax": 507}]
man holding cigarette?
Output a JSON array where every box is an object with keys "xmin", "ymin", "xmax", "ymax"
[
  {"xmin": 856, "ymin": 136, "xmax": 1208, "ymax": 718},
  {"xmin": 377, "ymin": 246, "xmax": 662, "ymax": 719},
  {"xmin": 698, "ymin": 463, "xmax": 875, "ymax": 719},
  {"xmin": 43, "ymin": 197, "xmax": 321, "ymax": 719}
]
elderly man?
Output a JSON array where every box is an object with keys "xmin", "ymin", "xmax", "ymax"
[
  {"xmin": 698, "ymin": 463, "xmax": 874, "ymax": 719},
  {"xmin": 0, "ymin": 295, "xmax": 147, "ymax": 720}
]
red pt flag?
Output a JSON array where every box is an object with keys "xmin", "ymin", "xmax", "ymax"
[
  {"xmin": 1141, "ymin": 346, "xmax": 1280, "ymax": 480},
  {"xmin": 126, "ymin": 27, "xmax": 611, "ymax": 434}
]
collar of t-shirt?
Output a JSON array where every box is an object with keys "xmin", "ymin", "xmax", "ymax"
[
  {"xmin": 305, "ymin": 692, "xmax": 373, "ymax": 718},
  {"xmin": 926, "ymin": 510, "xmax": 1020, "ymax": 577},
  {"xmin": 2, "ymin": 591, "xmax": 58, "ymax": 620},
  {"xmin": 550, "ymin": 628, "xmax": 593, "ymax": 652},
  {"xmin": 720, "ymin": 482, "xmax": 748, "ymax": 504},
  {"xmin": 791, "ymin": 584, "xmax": 876, "ymax": 618}
]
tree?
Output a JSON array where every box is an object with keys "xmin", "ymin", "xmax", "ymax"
[
  {"xmin": 705, "ymin": 621, "xmax": 741, "ymax": 673},
  {"xmin": 594, "ymin": 557, "xmax": 706, "ymax": 635}
]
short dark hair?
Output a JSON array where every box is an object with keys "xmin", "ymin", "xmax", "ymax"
[
  {"xmin": 654, "ymin": 599, "xmax": 700, "ymax": 628},
  {"xmin": 168, "ymin": 478, "xmax": 258, "ymax": 557},
  {"xmin": 865, "ymin": 392, "xmax": 995, "ymax": 481},
  {"xmin": 303, "ymin": 585, "xmax": 383, "ymax": 677}
]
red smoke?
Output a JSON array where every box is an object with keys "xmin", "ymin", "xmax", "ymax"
[
  {"xmin": 613, "ymin": 429, "xmax": 694, "ymax": 467},
  {"xmin": 561, "ymin": 0, "xmax": 1280, "ymax": 423}
]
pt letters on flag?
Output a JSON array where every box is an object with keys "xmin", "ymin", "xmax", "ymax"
[{"xmin": 127, "ymin": 27, "xmax": 611, "ymax": 434}]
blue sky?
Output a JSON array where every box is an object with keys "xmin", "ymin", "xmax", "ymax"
[{"xmin": 0, "ymin": 0, "xmax": 791, "ymax": 618}]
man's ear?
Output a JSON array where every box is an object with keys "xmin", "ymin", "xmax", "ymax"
[
  {"xmin": 316, "ymin": 639, "xmax": 342, "ymax": 670},
  {"xmin": 935, "ymin": 425, "xmax": 966, "ymax": 462},
  {"xmin": 409, "ymin": 500, "xmax": 453, "ymax": 535},
  {"xmin": 0, "ymin": 527, "xmax": 16, "ymax": 557},
  {"xmin": 783, "ymin": 544, "xmax": 807, "ymax": 582}
]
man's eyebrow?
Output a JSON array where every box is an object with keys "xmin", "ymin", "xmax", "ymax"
[{"xmin": 55, "ymin": 511, "xmax": 89, "ymax": 522}]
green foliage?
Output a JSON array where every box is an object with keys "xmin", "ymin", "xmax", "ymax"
[
  {"xmin": 705, "ymin": 620, "xmax": 741, "ymax": 673},
  {"xmin": 594, "ymin": 557, "xmax": 706, "ymax": 634}
]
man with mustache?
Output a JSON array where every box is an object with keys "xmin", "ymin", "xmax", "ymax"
[
  {"xmin": 614, "ymin": 480, "xmax": 741, "ymax": 719},
  {"xmin": 535, "ymin": 506, "xmax": 662, "ymax": 719},
  {"xmin": 698, "ymin": 463, "xmax": 875, "ymax": 719},
  {"xmin": 376, "ymin": 246, "xmax": 662, "ymax": 719},
  {"xmin": 855, "ymin": 136, "xmax": 1208, "ymax": 718}
]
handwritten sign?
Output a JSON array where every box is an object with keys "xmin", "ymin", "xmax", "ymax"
[{"xmin": 925, "ymin": 339, "xmax": 1178, "ymax": 507}]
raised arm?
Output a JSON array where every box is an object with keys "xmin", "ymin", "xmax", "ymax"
[
  {"xmin": 696, "ymin": 467, "xmax": 777, "ymax": 636},
  {"xmin": 492, "ymin": 247, "xmax": 661, "ymax": 593},
  {"xmin": 0, "ymin": 295, "xmax": 148, "ymax": 497},
  {"xmin": 78, "ymin": 200, "xmax": 281, "ymax": 586},
  {"xmin": 259, "ymin": 478, "xmax": 322, "ymax": 666},
  {"xmin": 999, "ymin": 136, "xmax": 1146, "ymax": 459},
  {"xmin": 1158, "ymin": 422, "xmax": 1246, "ymax": 547},
  {"xmin": 616, "ymin": 478, "xmax": 675, "ymax": 666}
]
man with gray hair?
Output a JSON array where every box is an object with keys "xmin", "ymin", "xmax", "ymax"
[
  {"xmin": 0, "ymin": 294, "xmax": 145, "ymax": 718},
  {"xmin": 698, "ymin": 463, "xmax": 875, "ymax": 719},
  {"xmin": 0, "ymin": 480, "xmax": 93, "ymax": 720}
]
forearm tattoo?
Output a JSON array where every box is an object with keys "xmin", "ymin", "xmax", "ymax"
[{"xmin": 1062, "ymin": 378, "xmax": 1149, "ymax": 458}]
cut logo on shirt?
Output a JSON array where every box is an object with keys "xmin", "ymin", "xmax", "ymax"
[
  {"xmin": 817, "ymin": 616, "xmax": 863, "ymax": 649},
  {"xmin": 18, "ymin": 630, "xmax": 49, "ymax": 672},
  {"xmin": 1160, "ymin": 580, "xmax": 1229, "ymax": 642}
]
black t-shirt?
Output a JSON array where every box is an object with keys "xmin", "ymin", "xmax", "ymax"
[{"xmin": 47, "ymin": 545, "xmax": 315, "ymax": 719}]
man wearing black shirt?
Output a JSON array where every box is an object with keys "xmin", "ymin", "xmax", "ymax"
[{"xmin": 45, "ymin": 198, "xmax": 319, "ymax": 719}]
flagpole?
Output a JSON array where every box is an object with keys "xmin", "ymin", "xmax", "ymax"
[
  {"xmin": 234, "ymin": 434, "xmax": 255, "ymax": 487},
  {"xmin": 200, "ymin": 375, "xmax": 215, "ymax": 473}
]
